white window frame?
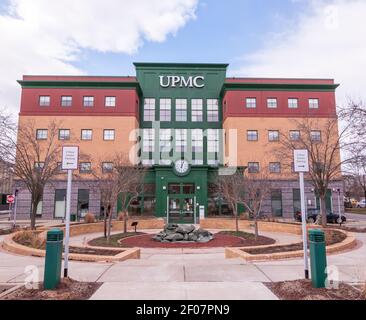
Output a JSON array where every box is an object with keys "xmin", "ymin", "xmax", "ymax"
[
  {"xmin": 79, "ymin": 162, "xmax": 91, "ymax": 173},
  {"xmin": 105, "ymin": 96, "xmax": 116, "ymax": 107},
  {"xmin": 207, "ymin": 99, "xmax": 219, "ymax": 122},
  {"xmin": 288, "ymin": 98, "xmax": 298, "ymax": 109},
  {"xmin": 143, "ymin": 128, "xmax": 155, "ymax": 152},
  {"xmin": 175, "ymin": 129, "xmax": 187, "ymax": 153},
  {"xmin": 39, "ymin": 96, "xmax": 50, "ymax": 107},
  {"xmin": 144, "ymin": 98, "xmax": 156, "ymax": 122},
  {"xmin": 58, "ymin": 129, "xmax": 70, "ymax": 141},
  {"xmin": 268, "ymin": 130, "xmax": 279, "ymax": 142},
  {"xmin": 61, "ymin": 96, "xmax": 72, "ymax": 107},
  {"xmin": 103, "ymin": 129, "xmax": 115, "ymax": 141},
  {"xmin": 83, "ymin": 96, "xmax": 94, "ymax": 107},
  {"xmin": 81, "ymin": 129, "xmax": 93, "ymax": 141},
  {"xmin": 269, "ymin": 162, "xmax": 281, "ymax": 173},
  {"xmin": 247, "ymin": 130, "xmax": 258, "ymax": 141},
  {"xmin": 36, "ymin": 129, "xmax": 48, "ymax": 140},
  {"xmin": 176, "ymin": 99, "xmax": 187, "ymax": 122},
  {"xmin": 191, "ymin": 99, "xmax": 203, "ymax": 122},
  {"xmin": 246, "ymin": 98, "xmax": 256, "ymax": 109},
  {"xmin": 309, "ymin": 98, "xmax": 319, "ymax": 109},
  {"xmin": 159, "ymin": 98, "xmax": 171, "ymax": 122},
  {"xmin": 267, "ymin": 98, "xmax": 278, "ymax": 109}
]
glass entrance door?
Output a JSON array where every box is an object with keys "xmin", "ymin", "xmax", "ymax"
[{"xmin": 168, "ymin": 196, "xmax": 195, "ymax": 224}]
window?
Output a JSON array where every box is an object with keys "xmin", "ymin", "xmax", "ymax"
[
  {"xmin": 267, "ymin": 98, "xmax": 277, "ymax": 109},
  {"xmin": 36, "ymin": 129, "xmax": 48, "ymax": 140},
  {"xmin": 159, "ymin": 129, "xmax": 172, "ymax": 165},
  {"xmin": 105, "ymin": 96, "xmax": 116, "ymax": 107},
  {"xmin": 207, "ymin": 129, "xmax": 219, "ymax": 166},
  {"xmin": 268, "ymin": 130, "xmax": 279, "ymax": 142},
  {"xmin": 175, "ymin": 129, "xmax": 187, "ymax": 153},
  {"xmin": 39, "ymin": 96, "xmax": 50, "ymax": 107},
  {"xmin": 79, "ymin": 162, "xmax": 91, "ymax": 173},
  {"xmin": 103, "ymin": 129, "xmax": 115, "ymax": 141},
  {"xmin": 290, "ymin": 130, "xmax": 300, "ymax": 141},
  {"xmin": 207, "ymin": 99, "xmax": 219, "ymax": 122},
  {"xmin": 271, "ymin": 190, "xmax": 283, "ymax": 217},
  {"xmin": 176, "ymin": 99, "xmax": 187, "ymax": 122},
  {"xmin": 192, "ymin": 129, "xmax": 203, "ymax": 165},
  {"xmin": 34, "ymin": 162, "xmax": 45, "ymax": 169},
  {"xmin": 309, "ymin": 98, "xmax": 319, "ymax": 109},
  {"xmin": 159, "ymin": 98, "xmax": 171, "ymax": 121},
  {"xmin": 288, "ymin": 98, "xmax": 298, "ymax": 109},
  {"xmin": 102, "ymin": 162, "xmax": 113, "ymax": 173},
  {"xmin": 293, "ymin": 189, "xmax": 301, "ymax": 214},
  {"xmin": 58, "ymin": 129, "xmax": 70, "ymax": 141},
  {"xmin": 83, "ymin": 96, "xmax": 94, "ymax": 107},
  {"xmin": 77, "ymin": 189, "xmax": 89, "ymax": 218},
  {"xmin": 311, "ymin": 130, "xmax": 321, "ymax": 142},
  {"xmin": 144, "ymin": 98, "xmax": 155, "ymax": 121},
  {"xmin": 247, "ymin": 130, "xmax": 258, "ymax": 141},
  {"xmin": 61, "ymin": 96, "xmax": 72, "ymax": 107},
  {"xmin": 54, "ymin": 189, "xmax": 66, "ymax": 218},
  {"xmin": 246, "ymin": 98, "xmax": 256, "ymax": 109},
  {"xmin": 143, "ymin": 128, "xmax": 155, "ymax": 152},
  {"xmin": 248, "ymin": 162, "xmax": 259, "ymax": 173},
  {"xmin": 81, "ymin": 129, "xmax": 92, "ymax": 141},
  {"xmin": 269, "ymin": 162, "xmax": 281, "ymax": 173},
  {"xmin": 191, "ymin": 99, "xmax": 203, "ymax": 122}
]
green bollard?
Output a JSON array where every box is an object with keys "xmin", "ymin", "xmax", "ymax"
[
  {"xmin": 43, "ymin": 229, "xmax": 64, "ymax": 290},
  {"xmin": 308, "ymin": 229, "xmax": 327, "ymax": 288}
]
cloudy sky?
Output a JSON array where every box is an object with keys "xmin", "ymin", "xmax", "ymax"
[{"xmin": 0, "ymin": 0, "xmax": 365, "ymax": 114}]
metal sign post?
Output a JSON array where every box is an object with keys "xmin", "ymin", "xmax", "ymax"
[
  {"xmin": 13, "ymin": 190, "xmax": 18, "ymax": 228},
  {"xmin": 294, "ymin": 149, "xmax": 310, "ymax": 279},
  {"xmin": 61, "ymin": 146, "xmax": 79, "ymax": 278}
]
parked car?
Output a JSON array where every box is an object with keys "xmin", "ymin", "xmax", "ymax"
[
  {"xmin": 294, "ymin": 209, "xmax": 346, "ymax": 224},
  {"xmin": 356, "ymin": 199, "xmax": 366, "ymax": 208}
]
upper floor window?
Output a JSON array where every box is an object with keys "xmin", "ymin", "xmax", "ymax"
[
  {"xmin": 207, "ymin": 99, "xmax": 219, "ymax": 122},
  {"xmin": 269, "ymin": 162, "xmax": 281, "ymax": 173},
  {"xmin": 288, "ymin": 98, "xmax": 298, "ymax": 109},
  {"xmin": 58, "ymin": 129, "xmax": 70, "ymax": 141},
  {"xmin": 247, "ymin": 130, "xmax": 258, "ymax": 141},
  {"xmin": 34, "ymin": 162, "xmax": 45, "ymax": 170},
  {"xmin": 248, "ymin": 162, "xmax": 260, "ymax": 173},
  {"xmin": 191, "ymin": 99, "xmax": 203, "ymax": 122},
  {"xmin": 192, "ymin": 129, "xmax": 203, "ymax": 153},
  {"xmin": 160, "ymin": 98, "xmax": 171, "ymax": 122},
  {"xmin": 176, "ymin": 99, "xmax": 187, "ymax": 122},
  {"xmin": 310, "ymin": 130, "xmax": 322, "ymax": 142},
  {"xmin": 290, "ymin": 130, "xmax": 300, "ymax": 141},
  {"xmin": 268, "ymin": 130, "xmax": 280, "ymax": 142},
  {"xmin": 36, "ymin": 129, "xmax": 48, "ymax": 140},
  {"xmin": 309, "ymin": 98, "xmax": 319, "ymax": 109},
  {"xmin": 267, "ymin": 98, "xmax": 278, "ymax": 109},
  {"xmin": 175, "ymin": 129, "xmax": 187, "ymax": 153},
  {"xmin": 61, "ymin": 96, "xmax": 72, "ymax": 107},
  {"xmin": 83, "ymin": 96, "xmax": 94, "ymax": 107},
  {"xmin": 159, "ymin": 129, "xmax": 172, "ymax": 165},
  {"xmin": 81, "ymin": 129, "xmax": 93, "ymax": 141},
  {"xmin": 79, "ymin": 162, "xmax": 91, "ymax": 174},
  {"xmin": 103, "ymin": 129, "xmax": 115, "ymax": 141},
  {"xmin": 144, "ymin": 98, "xmax": 155, "ymax": 122},
  {"xmin": 246, "ymin": 98, "xmax": 256, "ymax": 109},
  {"xmin": 102, "ymin": 162, "xmax": 113, "ymax": 173},
  {"xmin": 143, "ymin": 128, "xmax": 155, "ymax": 152},
  {"xmin": 39, "ymin": 96, "xmax": 50, "ymax": 107},
  {"xmin": 105, "ymin": 96, "xmax": 116, "ymax": 107}
]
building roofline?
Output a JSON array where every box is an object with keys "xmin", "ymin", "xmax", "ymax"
[
  {"xmin": 226, "ymin": 77, "xmax": 336, "ymax": 81},
  {"xmin": 133, "ymin": 62, "xmax": 229, "ymax": 69}
]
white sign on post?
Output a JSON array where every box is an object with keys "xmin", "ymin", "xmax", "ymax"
[
  {"xmin": 294, "ymin": 149, "xmax": 310, "ymax": 279},
  {"xmin": 61, "ymin": 146, "xmax": 79, "ymax": 278},
  {"xmin": 294, "ymin": 149, "xmax": 309, "ymax": 172},
  {"xmin": 62, "ymin": 146, "xmax": 79, "ymax": 170}
]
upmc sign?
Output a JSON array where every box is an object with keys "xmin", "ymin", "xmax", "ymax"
[
  {"xmin": 159, "ymin": 75, "xmax": 205, "ymax": 88},
  {"xmin": 294, "ymin": 149, "xmax": 309, "ymax": 173}
]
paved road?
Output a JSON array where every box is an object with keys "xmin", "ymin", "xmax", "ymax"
[{"xmin": 0, "ymin": 230, "xmax": 365, "ymax": 300}]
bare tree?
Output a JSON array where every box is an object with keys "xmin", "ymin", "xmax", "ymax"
[
  {"xmin": 275, "ymin": 118, "xmax": 352, "ymax": 227},
  {"xmin": 0, "ymin": 107, "xmax": 16, "ymax": 164},
  {"xmin": 241, "ymin": 169, "xmax": 272, "ymax": 240},
  {"xmin": 345, "ymin": 152, "xmax": 366, "ymax": 202},
  {"xmin": 12, "ymin": 120, "xmax": 62, "ymax": 229},
  {"xmin": 217, "ymin": 167, "xmax": 246, "ymax": 233},
  {"xmin": 93, "ymin": 154, "xmax": 145, "ymax": 241}
]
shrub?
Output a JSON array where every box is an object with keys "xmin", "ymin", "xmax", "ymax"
[
  {"xmin": 13, "ymin": 231, "xmax": 45, "ymax": 249},
  {"xmin": 84, "ymin": 212, "xmax": 96, "ymax": 223}
]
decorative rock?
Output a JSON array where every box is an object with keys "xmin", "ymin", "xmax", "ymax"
[{"xmin": 153, "ymin": 224, "xmax": 213, "ymax": 243}]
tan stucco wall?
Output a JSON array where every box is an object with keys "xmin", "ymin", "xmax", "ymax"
[{"xmin": 223, "ymin": 117, "xmax": 342, "ymax": 179}]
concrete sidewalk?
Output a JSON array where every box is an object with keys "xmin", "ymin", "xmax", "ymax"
[{"xmin": 1, "ymin": 231, "xmax": 365, "ymax": 300}]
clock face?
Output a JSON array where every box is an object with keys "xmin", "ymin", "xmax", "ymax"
[{"xmin": 174, "ymin": 160, "xmax": 190, "ymax": 175}]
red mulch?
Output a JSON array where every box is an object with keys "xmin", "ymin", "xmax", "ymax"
[{"xmin": 118, "ymin": 233, "xmax": 274, "ymax": 248}]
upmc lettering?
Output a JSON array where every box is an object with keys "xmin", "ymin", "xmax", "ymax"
[{"xmin": 159, "ymin": 75, "xmax": 205, "ymax": 88}]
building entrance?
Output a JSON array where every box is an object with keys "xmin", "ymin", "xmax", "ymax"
[{"xmin": 167, "ymin": 183, "xmax": 196, "ymax": 224}]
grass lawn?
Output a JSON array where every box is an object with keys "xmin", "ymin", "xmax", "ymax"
[
  {"xmin": 346, "ymin": 208, "xmax": 366, "ymax": 215},
  {"xmin": 88, "ymin": 232, "xmax": 144, "ymax": 248}
]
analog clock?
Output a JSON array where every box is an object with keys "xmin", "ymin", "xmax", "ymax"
[{"xmin": 174, "ymin": 159, "xmax": 190, "ymax": 175}]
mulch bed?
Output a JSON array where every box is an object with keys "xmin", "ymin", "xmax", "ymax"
[
  {"xmin": 243, "ymin": 229, "xmax": 347, "ymax": 255},
  {"xmin": 265, "ymin": 280, "xmax": 365, "ymax": 300},
  {"xmin": 88, "ymin": 232, "xmax": 145, "ymax": 248},
  {"xmin": 1, "ymin": 278, "xmax": 102, "ymax": 300},
  {"xmin": 117, "ymin": 232, "xmax": 275, "ymax": 248}
]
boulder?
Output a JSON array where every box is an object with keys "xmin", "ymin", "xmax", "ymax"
[
  {"xmin": 176, "ymin": 224, "xmax": 195, "ymax": 235},
  {"xmin": 153, "ymin": 224, "xmax": 214, "ymax": 243},
  {"xmin": 164, "ymin": 233, "xmax": 184, "ymax": 242}
]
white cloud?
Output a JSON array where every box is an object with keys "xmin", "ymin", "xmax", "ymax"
[
  {"xmin": 0, "ymin": 0, "xmax": 198, "ymax": 113},
  {"xmin": 231, "ymin": 0, "xmax": 366, "ymax": 106}
]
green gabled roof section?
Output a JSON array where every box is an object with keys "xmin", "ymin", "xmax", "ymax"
[
  {"xmin": 222, "ymin": 82, "xmax": 340, "ymax": 95},
  {"xmin": 17, "ymin": 80, "xmax": 142, "ymax": 95},
  {"xmin": 134, "ymin": 62, "xmax": 229, "ymax": 69}
]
